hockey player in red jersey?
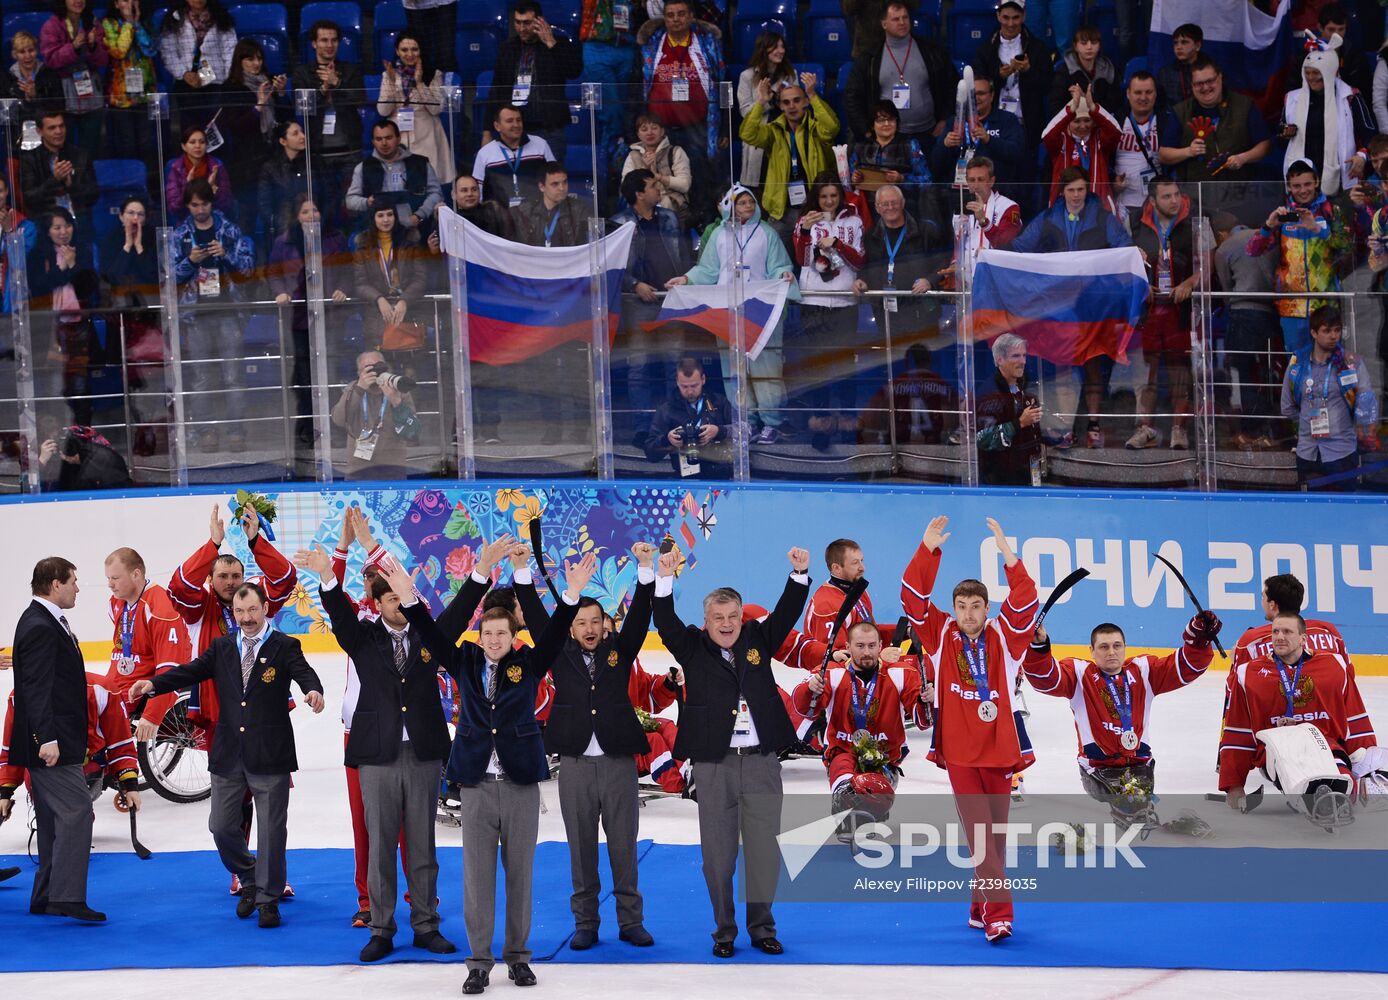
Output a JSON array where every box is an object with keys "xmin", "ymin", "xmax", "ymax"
[
  {"xmin": 1231, "ymin": 573, "xmax": 1347, "ymax": 670},
  {"xmin": 803, "ymin": 539, "xmax": 896, "ymax": 649},
  {"xmin": 900, "ymin": 515, "xmax": 1038, "ymax": 943},
  {"xmin": 1220, "ymin": 612, "xmax": 1381, "ymax": 825},
  {"xmin": 1023, "ymin": 614, "xmax": 1220, "ymax": 825},
  {"xmin": 102, "ymin": 547, "xmax": 192, "ymax": 739}
]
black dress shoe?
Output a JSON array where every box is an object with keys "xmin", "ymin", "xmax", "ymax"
[
  {"xmin": 413, "ymin": 931, "xmax": 457, "ymax": 954},
  {"xmin": 351, "ymin": 909, "xmax": 371, "ymax": 928},
  {"xmin": 462, "ymin": 969, "xmax": 489, "ymax": 995},
  {"xmin": 360, "ymin": 936, "xmax": 394, "ymax": 962},
  {"xmin": 569, "ymin": 928, "xmax": 597, "ymax": 950},
  {"xmin": 236, "ymin": 890, "xmax": 258, "ymax": 919},
  {"xmin": 258, "ymin": 902, "xmax": 280, "ymax": 928},
  {"xmin": 29, "ymin": 899, "xmax": 49, "ymax": 915},
  {"xmin": 507, "ymin": 963, "xmax": 537, "ymax": 986},
  {"xmin": 751, "ymin": 936, "xmax": 783, "ymax": 955},
  {"xmin": 712, "ymin": 941, "xmax": 735, "ymax": 958},
  {"xmin": 619, "ymin": 925, "xmax": 654, "ymax": 947},
  {"xmin": 45, "ymin": 902, "xmax": 106, "ymax": 922},
  {"xmin": 0, "ymin": 866, "xmax": 19, "ymax": 883}
]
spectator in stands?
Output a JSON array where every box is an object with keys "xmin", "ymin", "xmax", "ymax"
[
  {"xmin": 99, "ymin": 1, "xmax": 157, "ymax": 165},
  {"xmin": 1367, "ymin": 164, "xmax": 1388, "ymax": 366},
  {"xmin": 843, "ymin": 2, "xmax": 956, "ymax": 153},
  {"xmin": 843, "ymin": 0, "xmax": 916, "ymax": 60},
  {"xmin": 28, "ymin": 207, "xmax": 99, "ymax": 427},
  {"xmin": 1011, "ymin": 166, "xmax": 1130, "ymax": 448},
  {"xmin": 933, "ymin": 75, "xmax": 1024, "ymax": 190},
  {"xmin": 643, "ymin": 355, "xmax": 732, "ymax": 479},
  {"xmin": 1113, "ymin": 71, "xmax": 1162, "ymax": 229},
  {"xmin": 1042, "ymin": 90, "xmax": 1121, "ymax": 210},
  {"xmin": 948, "ymin": 156, "xmax": 1023, "ymax": 278},
  {"xmin": 667, "ymin": 185, "xmax": 798, "ymax": 444},
  {"xmin": 39, "ymin": 0, "xmax": 110, "ymax": 152},
  {"xmin": 1286, "ymin": 4, "xmax": 1372, "ymax": 96},
  {"xmin": 850, "ymin": 100, "xmax": 940, "ymax": 243},
  {"xmin": 353, "ymin": 206, "xmax": 426, "ymax": 354},
  {"xmin": 1279, "ymin": 35, "xmax": 1375, "ymax": 198},
  {"xmin": 973, "ymin": 1, "xmax": 1052, "ymax": 170},
  {"xmin": 1127, "ymin": 178, "xmax": 1196, "ymax": 451},
  {"xmin": 736, "ymin": 29, "xmax": 798, "ymax": 188},
  {"xmin": 612, "ymin": 168, "xmax": 692, "ymax": 447},
  {"xmin": 441, "ymin": 174, "xmax": 511, "ymax": 238},
  {"xmin": 0, "ymin": 176, "xmax": 38, "ymax": 332},
  {"xmin": 1281, "ymin": 304, "xmax": 1378, "ymax": 491},
  {"xmin": 404, "ymin": 0, "xmax": 458, "ymax": 77},
  {"xmin": 1025, "ymin": 0, "xmax": 1082, "ymax": 57},
  {"xmin": 1048, "ymin": 24, "xmax": 1120, "ymax": 119},
  {"xmin": 165, "ymin": 124, "xmax": 233, "ymax": 223},
  {"xmin": 486, "ymin": 1, "xmax": 582, "ymax": 164},
  {"xmin": 332, "ymin": 349, "xmax": 423, "ymax": 480},
  {"xmin": 861, "ymin": 341, "xmax": 957, "ymax": 445},
  {"xmin": 18, "ymin": 111, "xmax": 98, "ymax": 231},
  {"xmin": 579, "ymin": 0, "xmax": 643, "ymax": 207},
  {"xmin": 291, "ymin": 19, "xmax": 365, "ymax": 222},
  {"xmin": 379, "ymin": 33, "xmax": 455, "ymax": 187},
  {"xmin": 257, "ymin": 121, "xmax": 323, "ymax": 250},
  {"xmin": 158, "ymin": 0, "xmax": 237, "ymax": 133},
  {"xmin": 853, "ymin": 184, "xmax": 940, "ymax": 346},
  {"xmin": 638, "ymin": 0, "xmax": 725, "ymax": 225},
  {"xmin": 1212, "ymin": 210, "xmax": 1280, "ymax": 450},
  {"xmin": 510, "ymin": 161, "xmax": 592, "ymax": 248},
  {"xmin": 1158, "ymin": 55, "xmax": 1271, "ymax": 210},
  {"xmin": 976, "ymin": 333, "xmax": 1043, "ymax": 486},
  {"xmin": 1156, "ymin": 22, "xmax": 1200, "ymax": 112},
  {"xmin": 98, "ymin": 195, "xmax": 162, "ymax": 454},
  {"xmin": 218, "ymin": 37, "xmax": 286, "ymax": 237},
  {"xmin": 5, "ymin": 32, "xmax": 63, "ymax": 129},
  {"xmin": 739, "ymin": 72, "xmax": 839, "ymax": 232},
  {"xmin": 269, "ymin": 194, "xmax": 348, "ymax": 448},
  {"xmin": 346, "ymin": 119, "xmax": 442, "ymax": 233},
  {"xmin": 473, "ymin": 105, "xmax": 556, "ymax": 208},
  {"xmin": 1374, "ymin": 39, "xmax": 1388, "ymax": 134},
  {"xmin": 621, "ymin": 113, "xmax": 692, "ymax": 228},
  {"xmin": 172, "ymin": 177, "xmax": 254, "ymax": 450},
  {"xmin": 793, "ymin": 172, "xmax": 867, "ymax": 448},
  {"xmin": 1245, "ymin": 159, "xmax": 1353, "ymax": 357}
]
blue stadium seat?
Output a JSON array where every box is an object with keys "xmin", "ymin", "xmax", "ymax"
[
  {"xmin": 363, "ymin": 74, "xmax": 382, "ymax": 153},
  {"xmin": 805, "ymin": 15, "xmax": 852, "ymax": 66},
  {"xmin": 798, "ymin": 63, "xmax": 827, "ymax": 99},
  {"xmin": 1088, "ymin": 6, "xmax": 1122, "ymax": 60},
  {"xmin": 299, "ymin": 2, "xmax": 363, "ymax": 63},
  {"xmin": 564, "ymin": 143, "xmax": 594, "ymax": 184},
  {"xmin": 2, "ymin": 11, "xmax": 50, "ymax": 50},
  {"xmin": 456, "ymin": 24, "xmax": 502, "ymax": 85},
  {"xmin": 951, "ymin": 13, "xmax": 996, "ymax": 62},
  {"xmin": 244, "ymin": 33, "xmax": 288, "ymax": 76},
  {"xmin": 736, "ymin": 0, "xmax": 796, "ymax": 17},
  {"xmin": 228, "ymin": 4, "xmax": 288, "ymax": 37},
  {"xmin": 806, "ymin": 0, "xmax": 843, "ymax": 14},
  {"xmin": 472, "ymin": 70, "xmax": 494, "ymax": 136},
  {"xmin": 373, "ymin": 0, "xmax": 407, "ymax": 65},
  {"xmin": 1123, "ymin": 54, "xmax": 1148, "ymax": 87},
  {"xmin": 734, "ymin": 17, "xmax": 791, "ymax": 63},
  {"xmin": 914, "ymin": 0, "xmax": 944, "ymax": 41}
]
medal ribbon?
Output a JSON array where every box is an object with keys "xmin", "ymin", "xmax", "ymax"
[
  {"xmin": 961, "ymin": 633, "xmax": 991, "ymax": 705},
  {"xmin": 1101, "ymin": 670, "xmax": 1133, "ymax": 734},
  {"xmin": 851, "ymin": 670, "xmax": 878, "ymax": 730}
]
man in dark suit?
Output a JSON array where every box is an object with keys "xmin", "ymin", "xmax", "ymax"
[
  {"xmin": 652, "ymin": 545, "xmax": 811, "ymax": 958},
  {"xmin": 515, "ymin": 541, "xmax": 657, "ymax": 951},
  {"xmin": 302, "ymin": 545, "xmax": 456, "ymax": 963},
  {"xmin": 130, "ymin": 583, "xmax": 324, "ymax": 929},
  {"xmin": 392, "ymin": 545, "xmax": 594, "ymax": 996},
  {"xmin": 9, "ymin": 556, "xmax": 103, "ymax": 921}
]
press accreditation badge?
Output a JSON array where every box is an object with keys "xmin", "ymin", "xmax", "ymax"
[
  {"xmin": 734, "ymin": 698, "xmax": 752, "ymax": 736},
  {"xmin": 322, "ymin": 111, "xmax": 337, "ymax": 135},
  {"xmin": 73, "ymin": 69, "xmax": 95, "ymax": 98},
  {"xmin": 512, "ymin": 74, "xmax": 531, "ymax": 106},
  {"xmin": 1157, "ymin": 265, "xmax": 1172, "ymax": 295},
  {"xmin": 613, "ymin": 3, "xmax": 631, "ymax": 30},
  {"xmin": 787, "ymin": 181, "xmax": 806, "ymax": 206},
  {"xmin": 396, "ymin": 107, "xmax": 415, "ymax": 132},
  {"xmin": 891, "ymin": 83, "xmax": 911, "ymax": 109},
  {"xmin": 353, "ymin": 430, "xmax": 379, "ymax": 461},
  {"xmin": 884, "ymin": 295, "xmax": 898, "ymax": 313},
  {"xmin": 124, "ymin": 67, "xmax": 145, "ymax": 95},
  {"xmin": 671, "ymin": 76, "xmax": 691, "ymax": 103},
  {"xmin": 196, "ymin": 267, "xmax": 221, "ymax": 298},
  {"xmin": 953, "ymin": 156, "xmax": 968, "ymax": 188},
  {"xmin": 1310, "ymin": 406, "xmax": 1331, "ymax": 438}
]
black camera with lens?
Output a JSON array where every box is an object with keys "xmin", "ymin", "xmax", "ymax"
[
  {"xmin": 680, "ymin": 420, "xmax": 702, "ymax": 464},
  {"xmin": 367, "ymin": 361, "xmax": 415, "ymax": 394}
]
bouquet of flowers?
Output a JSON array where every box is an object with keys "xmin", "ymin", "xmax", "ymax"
[
  {"xmin": 231, "ymin": 489, "xmax": 279, "ymax": 539},
  {"xmin": 634, "ymin": 708, "xmax": 662, "ymax": 734},
  {"xmin": 851, "ymin": 730, "xmax": 889, "ymax": 773}
]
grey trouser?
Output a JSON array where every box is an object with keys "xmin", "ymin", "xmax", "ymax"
[
  {"xmin": 557, "ymin": 753, "xmax": 642, "ymax": 930},
  {"xmin": 28, "ymin": 763, "xmax": 93, "ymax": 907},
  {"xmin": 359, "ymin": 749, "xmax": 443, "ymax": 938},
  {"xmin": 459, "ymin": 777, "xmax": 540, "ymax": 971},
  {"xmin": 209, "ymin": 764, "xmax": 290, "ymax": 905}
]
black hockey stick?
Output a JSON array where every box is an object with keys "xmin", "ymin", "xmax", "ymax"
[
  {"xmin": 808, "ymin": 578, "xmax": 869, "ymax": 716},
  {"xmin": 1031, "ymin": 567, "xmax": 1091, "ymax": 638},
  {"xmin": 119, "ymin": 790, "xmax": 152, "ymax": 860},
  {"xmin": 527, "ymin": 517, "xmax": 561, "ymax": 603},
  {"xmin": 893, "ymin": 615, "xmax": 934, "ymax": 730},
  {"xmin": 1153, "ymin": 552, "xmax": 1227, "ymax": 658}
]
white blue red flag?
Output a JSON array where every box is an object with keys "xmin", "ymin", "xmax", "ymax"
[
  {"xmin": 436, "ymin": 206, "xmax": 634, "ymax": 365},
  {"xmin": 643, "ymin": 279, "xmax": 792, "ymax": 361},
  {"xmin": 1148, "ymin": 0, "xmax": 1291, "ymax": 115},
  {"xmin": 972, "ymin": 247, "xmax": 1149, "ymax": 365}
]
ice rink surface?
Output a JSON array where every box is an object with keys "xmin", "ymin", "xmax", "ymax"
[{"xmin": 3, "ymin": 651, "xmax": 1386, "ymax": 999}]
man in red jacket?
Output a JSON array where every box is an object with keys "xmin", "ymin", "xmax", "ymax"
[{"xmin": 900, "ymin": 514, "xmax": 1038, "ymax": 942}]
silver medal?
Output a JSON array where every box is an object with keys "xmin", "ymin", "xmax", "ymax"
[
  {"xmin": 850, "ymin": 728, "xmax": 873, "ymax": 743},
  {"xmin": 977, "ymin": 701, "xmax": 998, "ymax": 723},
  {"xmin": 1120, "ymin": 730, "xmax": 1138, "ymax": 751},
  {"xmin": 117, "ymin": 655, "xmax": 135, "ymax": 676}
]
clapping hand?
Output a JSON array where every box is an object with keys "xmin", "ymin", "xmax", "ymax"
[
  {"xmin": 293, "ymin": 544, "xmax": 334, "ymax": 581},
  {"xmin": 210, "ymin": 503, "xmax": 227, "ymax": 544}
]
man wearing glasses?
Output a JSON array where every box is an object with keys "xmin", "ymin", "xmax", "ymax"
[{"xmin": 1158, "ymin": 54, "xmax": 1271, "ymax": 209}]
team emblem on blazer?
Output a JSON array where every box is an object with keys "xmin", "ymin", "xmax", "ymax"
[
  {"xmin": 607, "ymin": 650, "xmax": 619, "ymax": 667},
  {"xmin": 261, "ymin": 666, "xmax": 276, "ymax": 684},
  {"xmin": 420, "ymin": 647, "xmax": 432, "ymax": 663},
  {"xmin": 745, "ymin": 649, "xmax": 761, "ymax": 666},
  {"xmin": 506, "ymin": 664, "xmax": 523, "ymax": 684}
]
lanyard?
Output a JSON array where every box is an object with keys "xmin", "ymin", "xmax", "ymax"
[
  {"xmin": 961, "ymin": 633, "xmax": 990, "ymax": 703},
  {"xmin": 501, "ymin": 142, "xmax": 524, "ymax": 193},
  {"xmin": 735, "ymin": 221, "xmax": 757, "ymax": 263},
  {"xmin": 1101, "ymin": 670, "xmax": 1133, "ymax": 732},
  {"xmin": 1273, "ymin": 653, "xmax": 1306, "ymax": 718},
  {"xmin": 544, "ymin": 207, "xmax": 562, "ymax": 247},
  {"xmin": 218, "ymin": 601, "xmax": 238, "ymax": 638},
  {"xmin": 1129, "ymin": 114, "xmax": 1159, "ymax": 172},
  {"xmin": 787, "ymin": 124, "xmax": 801, "ymax": 179},
  {"xmin": 885, "ymin": 38, "xmax": 913, "ymax": 84},
  {"xmin": 1074, "ymin": 137, "xmax": 1091, "ymax": 173},
  {"xmin": 884, "ymin": 225, "xmax": 907, "ymax": 284},
  {"xmin": 851, "ymin": 670, "xmax": 878, "ymax": 730},
  {"xmin": 361, "ymin": 391, "xmax": 388, "ymax": 434},
  {"xmin": 1065, "ymin": 212, "xmax": 1081, "ymax": 251},
  {"xmin": 378, "ymin": 246, "xmax": 395, "ymax": 288},
  {"xmin": 120, "ymin": 586, "xmax": 146, "ymax": 657},
  {"xmin": 687, "ymin": 397, "xmax": 706, "ymax": 421}
]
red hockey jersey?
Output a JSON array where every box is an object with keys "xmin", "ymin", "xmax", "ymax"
[
  {"xmin": 802, "ymin": 582, "xmax": 897, "ymax": 650},
  {"xmin": 789, "ymin": 664, "xmax": 928, "ymax": 768},
  {"xmin": 103, "ymin": 583, "xmax": 192, "ymax": 727},
  {"xmin": 1231, "ymin": 619, "xmax": 1346, "ymax": 670},
  {"xmin": 900, "ymin": 542, "xmax": 1038, "ymax": 772},
  {"xmin": 1, "ymin": 675, "xmax": 140, "ymax": 793}
]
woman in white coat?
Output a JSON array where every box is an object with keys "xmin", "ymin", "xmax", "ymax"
[{"xmin": 377, "ymin": 32, "xmax": 455, "ymax": 185}]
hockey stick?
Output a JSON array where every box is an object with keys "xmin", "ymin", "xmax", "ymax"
[
  {"xmin": 1152, "ymin": 553, "xmax": 1228, "ymax": 658},
  {"xmin": 1031, "ymin": 567, "xmax": 1091, "ymax": 637},
  {"xmin": 807, "ymin": 579, "xmax": 869, "ymax": 716},
  {"xmin": 893, "ymin": 615, "xmax": 934, "ymax": 729},
  {"xmin": 118, "ymin": 790, "xmax": 152, "ymax": 860},
  {"xmin": 528, "ymin": 517, "xmax": 561, "ymax": 603}
]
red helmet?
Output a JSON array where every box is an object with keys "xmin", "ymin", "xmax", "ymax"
[{"xmin": 849, "ymin": 771, "xmax": 895, "ymax": 821}]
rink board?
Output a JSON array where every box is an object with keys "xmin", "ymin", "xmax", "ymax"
[{"xmin": 1, "ymin": 843, "xmax": 1385, "ymax": 974}]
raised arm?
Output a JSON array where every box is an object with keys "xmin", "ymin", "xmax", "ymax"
[
  {"xmin": 618, "ymin": 543, "xmax": 658, "ymax": 663},
  {"xmin": 532, "ymin": 553, "xmax": 598, "ymax": 670},
  {"xmin": 1147, "ymin": 612, "xmax": 1220, "ymax": 695},
  {"xmin": 1020, "ymin": 626, "xmax": 1078, "ymax": 698},
  {"xmin": 652, "ymin": 548, "xmax": 698, "ymax": 662},
  {"xmin": 759, "ymin": 547, "xmax": 812, "ymax": 655},
  {"xmin": 508, "ymin": 543, "xmax": 549, "ymax": 634},
  {"xmin": 900, "ymin": 516, "xmax": 954, "ymax": 656},
  {"xmin": 298, "ymin": 544, "xmax": 365, "ymax": 655},
  {"xmin": 987, "ymin": 516, "xmax": 1039, "ymax": 656},
  {"xmin": 436, "ymin": 534, "xmax": 515, "ymax": 643}
]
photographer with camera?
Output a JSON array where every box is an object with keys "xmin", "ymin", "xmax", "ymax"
[
  {"xmin": 643, "ymin": 356, "xmax": 732, "ymax": 480},
  {"xmin": 331, "ymin": 350, "xmax": 422, "ymax": 480}
]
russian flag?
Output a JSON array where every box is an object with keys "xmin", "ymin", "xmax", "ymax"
[
  {"xmin": 436, "ymin": 206, "xmax": 634, "ymax": 366},
  {"xmin": 972, "ymin": 247, "xmax": 1149, "ymax": 365},
  {"xmin": 1148, "ymin": 0, "xmax": 1292, "ymax": 117},
  {"xmin": 643, "ymin": 279, "xmax": 792, "ymax": 361}
]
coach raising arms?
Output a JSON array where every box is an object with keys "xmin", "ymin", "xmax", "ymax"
[
  {"xmin": 653, "ymin": 545, "xmax": 811, "ymax": 958},
  {"xmin": 130, "ymin": 583, "xmax": 325, "ymax": 929},
  {"xmin": 9, "ymin": 557, "xmax": 104, "ymax": 921}
]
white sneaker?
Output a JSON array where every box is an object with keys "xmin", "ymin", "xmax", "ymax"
[
  {"xmin": 1125, "ymin": 426, "xmax": 1160, "ymax": 450},
  {"xmin": 1170, "ymin": 425, "xmax": 1190, "ymax": 450},
  {"xmin": 985, "ymin": 920, "xmax": 1013, "ymax": 943}
]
